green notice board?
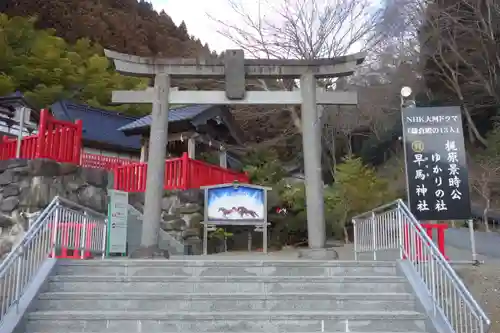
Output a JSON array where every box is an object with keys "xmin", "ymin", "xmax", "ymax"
[{"xmin": 106, "ymin": 189, "xmax": 129, "ymax": 256}]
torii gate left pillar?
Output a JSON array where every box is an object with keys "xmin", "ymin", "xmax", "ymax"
[{"xmin": 105, "ymin": 49, "xmax": 365, "ymax": 258}]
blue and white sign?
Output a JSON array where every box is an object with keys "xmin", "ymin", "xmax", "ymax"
[
  {"xmin": 202, "ymin": 183, "xmax": 272, "ymax": 255},
  {"xmin": 203, "ymin": 183, "xmax": 271, "ymax": 225},
  {"xmin": 207, "ymin": 185, "xmax": 264, "ymax": 222}
]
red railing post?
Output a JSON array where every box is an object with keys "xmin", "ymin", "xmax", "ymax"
[
  {"xmin": 181, "ymin": 152, "xmax": 189, "ymax": 190},
  {"xmin": 73, "ymin": 119, "xmax": 83, "ymax": 165},
  {"xmin": 35, "ymin": 109, "xmax": 49, "ymax": 159},
  {"xmin": 113, "ymin": 167, "xmax": 120, "ymax": 190},
  {"xmin": 435, "ymin": 223, "xmax": 449, "ymax": 260},
  {"xmin": 403, "ymin": 222, "xmax": 449, "ymax": 262}
]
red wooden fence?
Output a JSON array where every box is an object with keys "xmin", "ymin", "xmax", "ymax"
[
  {"xmin": 0, "ymin": 109, "xmax": 83, "ymax": 164},
  {"xmin": 81, "ymin": 153, "xmax": 138, "ymax": 170},
  {"xmin": 114, "ymin": 152, "xmax": 249, "ymax": 192},
  {"xmin": 0, "ymin": 109, "xmax": 249, "ymax": 191}
]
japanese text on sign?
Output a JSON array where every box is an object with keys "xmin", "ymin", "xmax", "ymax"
[
  {"xmin": 413, "ymin": 140, "xmax": 463, "ymax": 214},
  {"xmin": 402, "ymin": 106, "xmax": 471, "ymax": 221}
]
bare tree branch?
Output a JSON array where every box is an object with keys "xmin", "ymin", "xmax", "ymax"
[
  {"xmin": 421, "ymin": 0, "xmax": 500, "ymax": 146},
  {"xmin": 209, "ymin": 0, "xmax": 384, "ymax": 172}
]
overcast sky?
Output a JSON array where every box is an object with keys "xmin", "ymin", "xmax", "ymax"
[{"xmin": 150, "ymin": 0, "xmax": 273, "ymax": 53}]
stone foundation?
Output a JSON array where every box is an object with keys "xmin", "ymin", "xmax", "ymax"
[
  {"xmin": 0, "ymin": 159, "xmax": 109, "ymax": 258},
  {"xmin": 128, "ymin": 189, "xmax": 204, "ymax": 255}
]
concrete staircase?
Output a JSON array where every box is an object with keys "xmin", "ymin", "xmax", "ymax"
[{"xmin": 24, "ymin": 259, "xmax": 430, "ymax": 333}]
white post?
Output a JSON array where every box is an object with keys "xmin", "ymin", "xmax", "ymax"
[
  {"xmin": 219, "ymin": 149, "xmax": 227, "ymax": 168},
  {"xmin": 468, "ymin": 219, "xmax": 477, "ymax": 263},
  {"xmin": 203, "ymin": 224, "xmax": 208, "ymax": 255},
  {"xmin": 263, "ymin": 223, "xmax": 268, "ymax": 254},
  {"xmin": 140, "ymin": 138, "xmax": 149, "ymax": 162},
  {"xmin": 140, "ymin": 73, "xmax": 170, "ymax": 255},
  {"xmin": 15, "ymin": 107, "xmax": 26, "ymax": 158},
  {"xmin": 187, "ymin": 137, "xmax": 196, "ymax": 159}
]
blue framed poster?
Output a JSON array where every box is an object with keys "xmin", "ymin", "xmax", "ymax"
[{"xmin": 203, "ymin": 183, "xmax": 270, "ymax": 225}]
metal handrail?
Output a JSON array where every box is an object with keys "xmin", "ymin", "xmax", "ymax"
[
  {"xmin": 0, "ymin": 196, "xmax": 107, "ymax": 324},
  {"xmin": 397, "ymin": 202, "xmax": 489, "ymax": 322},
  {"xmin": 352, "ymin": 199, "xmax": 491, "ymax": 333}
]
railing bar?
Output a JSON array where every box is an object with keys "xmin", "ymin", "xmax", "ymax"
[
  {"xmin": 352, "ymin": 198, "xmax": 490, "ymax": 333},
  {"xmin": 0, "ymin": 196, "xmax": 107, "ymax": 325}
]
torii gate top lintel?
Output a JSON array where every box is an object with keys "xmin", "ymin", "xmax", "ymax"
[{"xmin": 104, "ymin": 49, "xmax": 366, "ymax": 79}]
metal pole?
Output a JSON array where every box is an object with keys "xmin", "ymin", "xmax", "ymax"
[
  {"xmin": 371, "ymin": 212, "xmax": 377, "ymax": 260},
  {"xmin": 400, "ymin": 95, "xmax": 411, "ymax": 208},
  {"xmin": 15, "ymin": 107, "xmax": 26, "ymax": 158},
  {"xmin": 467, "ymin": 219, "xmax": 478, "ymax": 263},
  {"xmin": 247, "ymin": 231, "xmax": 252, "ymax": 252},
  {"xmin": 353, "ymin": 220, "xmax": 358, "ymax": 261},
  {"xmin": 141, "ymin": 73, "xmax": 170, "ymax": 253},
  {"xmin": 203, "ymin": 224, "xmax": 208, "ymax": 255},
  {"xmin": 80, "ymin": 212, "xmax": 88, "ymax": 259},
  {"xmin": 397, "ymin": 201, "xmax": 404, "ymax": 259},
  {"xmin": 51, "ymin": 205, "xmax": 60, "ymax": 258},
  {"xmin": 263, "ymin": 223, "xmax": 268, "ymax": 254},
  {"xmin": 300, "ymin": 73, "xmax": 326, "ymax": 249}
]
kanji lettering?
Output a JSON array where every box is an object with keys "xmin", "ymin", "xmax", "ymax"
[
  {"xmin": 415, "ymin": 170, "xmax": 426, "ymax": 180},
  {"xmin": 447, "ymin": 152, "xmax": 458, "ymax": 163},
  {"xmin": 445, "ymin": 140, "xmax": 457, "ymax": 152},
  {"xmin": 417, "ymin": 200, "xmax": 430, "ymax": 212},
  {"xmin": 448, "ymin": 176, "xmax": 461, "ymax": 188},
  {"xmin": 451, "ymin": 189, "xmax": 462, "ymax": 200},
  {"xmin": 435, "ymin": 200, "xmax": 448, "ymax": 211},
  {"xmin": 416, "ymin": 185, "xmax": 428, "ymax": 196},
  {"xmin": 448, "ymin": 164, "xmax": 459, "ymax": 176},
  {"xmin": 413, "ymin": 154, "xmax": 428, "ymax": 166}
]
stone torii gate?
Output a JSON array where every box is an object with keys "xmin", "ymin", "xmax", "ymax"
[{"xmin": 105, "ymin": 49, "xmax": 365, "ymax": 258}]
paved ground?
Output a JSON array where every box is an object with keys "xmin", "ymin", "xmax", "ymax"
[{"xmin": 446, "ymin": 227, "xmax": 500, "ymax": 258}]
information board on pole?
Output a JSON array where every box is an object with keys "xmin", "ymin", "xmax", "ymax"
[
  {"xmin": 201, "ymin": 182, "xmax": 272, "ymax": 255},
  {"xmin": 402, "ymin": 106, "xmax": 471, "ymax": 221},
  {"xmin": 107, "ymin": 189, "xmax": 129, "ymax": 255}
]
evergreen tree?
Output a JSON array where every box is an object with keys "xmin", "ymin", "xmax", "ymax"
[{"xmin": 0, "ymin": 14, "xmax": 150, "ymax": 115}]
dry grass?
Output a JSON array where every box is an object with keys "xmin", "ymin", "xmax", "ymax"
[{"xmin": 455, "ymin": 264, "xmax": 500, "ymax": 333}]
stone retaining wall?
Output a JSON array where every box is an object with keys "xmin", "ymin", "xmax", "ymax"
[
  {"xmin": 128, "ymin": 189, "xmax": 204, "ymax": 255},
  {"xmin": 0, "ymin": 159, "xmax": 109, "ymax": 258}
]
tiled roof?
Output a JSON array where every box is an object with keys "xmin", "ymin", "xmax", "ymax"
[
  {"xmin": 50, "ymin": 100, "xmax": 142, "ymax": 150},
  {"xmin": 0, "ymin": 92, "xmax": 36, "ymax": 109},
  {"xmin": 118, "ymin": 105, "xmax": 213, "ymax": 132}
]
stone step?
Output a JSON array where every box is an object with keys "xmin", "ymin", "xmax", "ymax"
[
  {"xmin": 47, "ymin": 275, "xmax": 409, "ymax": 293},
  {"xmin": 54, "ymin": 260, "xmax": 397, "ymax": 277},
  {"xmin": 26, "ymin": 310, "xmax": 428, "ymax": 332},
  {"xmin": 35, "ymin": 292, "xmax": 416, "ymax": 312}
]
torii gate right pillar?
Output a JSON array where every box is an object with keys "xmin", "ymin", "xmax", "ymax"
[
  {"xmin": 300, "ymin": 73, "xmax": 325, "ymax": 249},
  {"xmin": 105, "ymin": 49, "xmax": 365, "ymax": 258}
]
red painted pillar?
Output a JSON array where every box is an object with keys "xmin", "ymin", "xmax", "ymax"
[
  {"xmin": 73, "ymin": 119, "xmax": 83, "ymax": 165},
  {"xmin": 181, "ymin": 152, "xmax": 189, "ymax": 190},
  {"xmin": 435, "ymin": 224, "xmax": 449, "ymax": 260},
  {"xmin": 36, "ymin": 109, "xmax": 48, "ymax": 159}
]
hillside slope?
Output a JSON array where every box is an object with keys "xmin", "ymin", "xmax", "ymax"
[{"xmin": 0, "ymin": 0, "xmax": 210, "ymax": 57}]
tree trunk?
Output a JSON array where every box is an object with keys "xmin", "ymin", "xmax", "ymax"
[
  {"xmin": 343, "ymin": 226, "xmax": 349, "ymax": 244},
  {"xmin": 483, "ymin": 199, "xmax": 491, "ymax": 232}
]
